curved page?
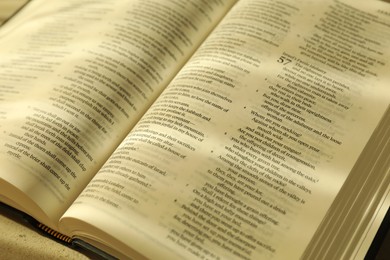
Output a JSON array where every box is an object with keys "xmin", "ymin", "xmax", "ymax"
[{"xmin": 0, "ymin": 0, "xmax": 235, "ymax": 229}]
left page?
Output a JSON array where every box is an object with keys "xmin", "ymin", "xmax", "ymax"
[{"xmin": 0, "ymin": 0, "xmax": 236, "ymax": 229}]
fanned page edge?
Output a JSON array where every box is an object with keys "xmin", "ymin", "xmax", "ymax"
[
  {"xmin": 302, "ymin": 107, "xmax": 390, "ymax": 260},
  {"xmin": 364, "ymin": 203, "xmax": 390, "ymax": 259}
]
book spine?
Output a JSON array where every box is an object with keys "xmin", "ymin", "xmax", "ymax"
[{"xmin": 35, "ymin": 222, "xmax": 72, "ymax": 244}]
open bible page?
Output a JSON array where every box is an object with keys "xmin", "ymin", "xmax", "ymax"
[
  {"xmin": 60, "ymin": 0, "xmax": 390, "ymax": 259},
  {"xmin": 0, "ymin": 0, "xmax": 236, "ymax": 229}
]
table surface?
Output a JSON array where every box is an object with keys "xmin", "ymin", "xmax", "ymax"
[{"xmin": 0, "ymin": 208, "xmax": 88, "ymax": 259}]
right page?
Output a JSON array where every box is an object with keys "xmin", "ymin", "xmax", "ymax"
[{"xmin": 60, "ymin": 0, "xmax": 390, "ymax": 259}]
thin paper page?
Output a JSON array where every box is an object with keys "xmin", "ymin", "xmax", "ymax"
[{"xmin": 0, "ymin": 0, "xmax": 236, "ymax": 227}]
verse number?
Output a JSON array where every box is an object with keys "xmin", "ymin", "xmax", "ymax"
[{"xmin": 277, "ymin": 55, "xmax": 292, "ymax": 65}]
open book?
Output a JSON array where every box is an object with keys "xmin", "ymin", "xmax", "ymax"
[{"xmin": 0, "ymin": 0, "xmax": 389, "ymax": 259}]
